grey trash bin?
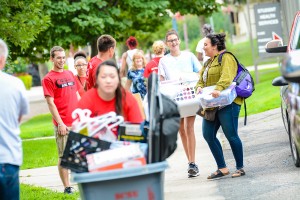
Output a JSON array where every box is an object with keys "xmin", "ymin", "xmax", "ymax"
[{"xmin": 71, "ymin": 161, "xmax": 168, "ymax": 200}]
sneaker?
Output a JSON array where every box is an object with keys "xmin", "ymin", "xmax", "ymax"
[
  {"xmin": 188, "ymin": 162, "xmax": 199, "ymax": 178},
  {"xmin": 64, "ymin": 186, "xmax": 75, "ymax": 194}
]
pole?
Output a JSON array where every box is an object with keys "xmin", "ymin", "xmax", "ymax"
[
  {"xmin": 246, "ymin": 0, "xmax": 259, "ymax": 83},
  {"xmin": 183, "ymin": 16, "xmax": 189, "ymax": 50}
]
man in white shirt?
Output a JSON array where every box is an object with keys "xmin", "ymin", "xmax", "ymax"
[
  {"xmin": 196, "ymin": 24, "xmax": 214, "ymax": 65},
  {"xmin": 0, "ymin": 39, "xmax": 29, "ymax": 200}
]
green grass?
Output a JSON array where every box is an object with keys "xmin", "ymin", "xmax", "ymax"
[
  {"xmin": 20, "ymin": 113, "xmax": 54, "ymax": 139},
  {"xmin": 22, "ymin": 138, "xmax": 58, "ymax": 170},
  {"xmin": 21, "ymin": 184, "xmax": 79, "ymax": 200},
  {"xmin": 240, "ymin": 68, "xmax": 281, "ymax": 117},
  {"xmin": 227, "ymin": 40, "xmax": 278, "ymax": 67}
]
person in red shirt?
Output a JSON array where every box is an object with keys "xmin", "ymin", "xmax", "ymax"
[
  {"xmin": 86, "ymin": 35, "xmax": 116, "ymax": 90},
  {"xmin": 42, "ymin": 46, "xmax": 80, "ymax": 194},
  {"xmin": 78, "ymin": 59, "xmax": 143, "ymax": 136},
  {"xmin": 144, "ymin": 40, "xmax": 166, "ymax": 78},
  {"xmin": 74, "ymin": 51, "xmax": 88, "ymax": 97}
]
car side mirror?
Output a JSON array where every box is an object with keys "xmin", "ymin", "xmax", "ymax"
[
  {"xmin": 265, "ymin": 40, "xmax": 287, "ymax": 53},
  {"xmin": 272, "ymin": 76, "xmax": 288, "ymax": 86},
  {"xmin": 282, "ymin": 50, "xmax": 300, "ymax": 83}
]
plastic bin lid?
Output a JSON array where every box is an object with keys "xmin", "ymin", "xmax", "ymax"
[{"xmin": 71, "ymin": 161, "xmax": 169, "ymax": 183}]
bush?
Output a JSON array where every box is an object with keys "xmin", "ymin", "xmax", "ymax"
[{"xmin": 17, "ymin": 74, "xmax": 32, "ymax": 90}]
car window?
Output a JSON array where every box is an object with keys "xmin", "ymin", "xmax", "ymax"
[{"xmin": 291, "ymin": 16, "xmax": 300, "ymax": 50}]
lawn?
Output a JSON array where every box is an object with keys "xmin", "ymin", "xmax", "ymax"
[
  {"xmin": 227, "ymin": 40, "xmax": 278, "ymax": 67},
  {"xmin": 20, "ymin": 113, "xmax": 53, "ymax": 139},
  {"xmin": 242, "ymin": 67, "xmax": 281, "ymax": 116},
  {"xmin": 22, "ymin": 138, "xmax": 58, "ymax": 170},
  {"xmin": 21, "ymin": 184, "xmax": 79, "ymax": 200}
]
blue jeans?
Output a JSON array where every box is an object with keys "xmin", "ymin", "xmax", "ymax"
[
  {"xmin": 0, "ymin": 164, "xmax": 20, "ymax": 200},
  {"xmin": 202, "ymin": 102, "xmax": 244, "ymax": 170}
]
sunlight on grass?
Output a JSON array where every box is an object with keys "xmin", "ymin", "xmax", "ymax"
[
  {"xmin": 22, "ymin": 138, "xmax": 57, "ymax": 170},
  {"xmin": 20, "ymin": 113, "xmax": 54, "ymax": 139},
  {"xmin": 239, "ymin": 68, "xmax": 281, "ymax": 117},
  {"xmin": 21, "ymin": 184, "xmax": 79, "ymax": 200}
]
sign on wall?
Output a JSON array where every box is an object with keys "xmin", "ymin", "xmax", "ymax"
[{"xmin": 254, "ymin": 3, "xmax": 283, "ymax": 57}]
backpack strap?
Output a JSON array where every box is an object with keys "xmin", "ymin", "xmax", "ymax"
[
  {"xmin": 218, "ymin": 51, "xmax": 248, "ymax": 126},
  {"xmin": 243, "ymin": 99, "xmax": 247, "ymax": 126},
  {"xmin": 218, "ymin": 51, "xmax": 247, "ymax": 71}
]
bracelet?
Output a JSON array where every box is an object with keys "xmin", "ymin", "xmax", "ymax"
[{"xmin": 57, "ymin": 123, "xmax": 63, "ymax": 127}]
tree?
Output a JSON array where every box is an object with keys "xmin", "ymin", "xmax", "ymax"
[
  {"xmin": 22, "ymin": 0, "xmax": 170, "ymax": 61},
  {"xmin": 0, "ymin": 0, "xmax": 50, "ymax": 54},
  {"xmin": 168, "ymin": 0, "xmax": 220, "ymax": 16},
  {"xmin": 7, "ymin": 0, "xmax": 223, "ymax": 62}
]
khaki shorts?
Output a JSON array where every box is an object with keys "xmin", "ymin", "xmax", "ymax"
[{"xmin": 54, "ymin": 126, "xmax": 71, "ymax": 158}]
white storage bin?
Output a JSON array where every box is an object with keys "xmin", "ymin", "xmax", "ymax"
[
  {"xmin": 199, "ymin": 83, "xmax": 237, "ymax": 109},
  {"xmin": 160, "ymin": 80, "xmax": 201, "ymax": 118}
]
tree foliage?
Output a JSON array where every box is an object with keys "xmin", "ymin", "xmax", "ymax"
[
  {"xmin": 0, "ymin": 0, "xmax": 50, "ymax": 51},
  {"xmin": 168, "ymin": 0, "xmax": 220, "ymax": 16},
  {"xmin": 4, "ymin": 0, "xmax": 222, "ymax": 62}
]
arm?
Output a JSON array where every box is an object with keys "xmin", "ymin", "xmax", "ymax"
[
  {"xmin": 45, "ymin": 96, "xmax": 68, "ymax": 136},
  {"xmin": 197, "ymin": 52, "xmax": 204, "ymax": 62},
  {"xmin": 125, "ymin": 79, "xmax": 132, "ymax": 91},
  {"xmin": 120, "ymin": 52, "xmax": 127, "ymax": 78}
]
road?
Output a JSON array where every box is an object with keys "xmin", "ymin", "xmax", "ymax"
[{"xmin": 210, "ymin": 108, "xmax": 300, "ymax": 200}]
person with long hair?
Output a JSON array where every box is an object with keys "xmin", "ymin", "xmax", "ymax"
[
  {"xmin": 195, "ymin": 33, "xmax": 245, "ymax": 179},
  {"xmin": 125, "ymin": 50, "xmax": 147, "ymax": 99},
  {"xmin": 77, "ymin": 59, "xmax": 143, "ymax": 136},
  {"xmin": 74, "ymin": 51, "xmax": 88, "ymax": 96},
  {"xmin": 120, "ymin": 36, "xmax": 141, "ymax": 78}
]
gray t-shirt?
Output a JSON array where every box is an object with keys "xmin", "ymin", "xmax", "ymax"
[
  {"xmin": 158, "ymin": 51, "xmax": 201, "ymax": 80},
  {"xmin": 0, "ymin": 71, "xmax": 29, "ymax": 166}
]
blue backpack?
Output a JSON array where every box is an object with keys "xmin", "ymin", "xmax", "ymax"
[{"xmin": 218, "ymin": 51, "xmax": 255, "ymax": 125}]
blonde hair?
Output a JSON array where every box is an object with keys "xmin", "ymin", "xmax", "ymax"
[
  {"xmin": 152, "ymin": 40, "xmax": 165, "ymax": 55},
  {"xmin": 131, "ymin": 50, "xmax": 146, "ymax": 71}
]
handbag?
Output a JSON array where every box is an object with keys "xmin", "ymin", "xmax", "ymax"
[{"xmin": 197, "ymin": 107, "xmax": 218, "ymax": 121}]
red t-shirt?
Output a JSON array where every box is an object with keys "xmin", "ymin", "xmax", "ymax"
[
  {"xmin": 86, "ymin": 56, "xmax": 102, "ymax": 90},
  {"xmin": 77, "ymin": 88, "xmax": 143, "ymax": 136},
  {"xmin": 42, "ymin": 70, "xmax": 79, "ymax": 126},
  {"xmin": 144, "ymin": 57, "xmax": 161, "ymax": 78},
  {"xmin": 75, "ymin": 75, "xmax": 87, "ymax": 97}
]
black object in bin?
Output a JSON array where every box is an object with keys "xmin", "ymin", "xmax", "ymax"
[
  {"xmin": 60, "ymin": 131, "xmax": 111, "ymax": 173},
  {"xmin": 147, "ymin": 73, "xmax": 180, "ymax": 163}
]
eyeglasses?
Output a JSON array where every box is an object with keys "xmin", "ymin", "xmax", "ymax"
[
  {"xmin": 167, "ymin": 38, "xmax": 179, "ymax": 43},
  {"xmin": 75, "ymin": 64, "xmax": 87, "ymax": 68}
]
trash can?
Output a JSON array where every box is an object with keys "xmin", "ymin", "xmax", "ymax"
[{"xmin": 71, "ymin": 161, "xmax": 168, "ymax": 200}]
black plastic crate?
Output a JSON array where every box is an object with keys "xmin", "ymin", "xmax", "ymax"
[{"xmin": 61, "ymin": 131, "xmax": 111, "ymax": 173}]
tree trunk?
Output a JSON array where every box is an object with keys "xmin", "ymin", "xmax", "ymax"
[
  {"xmin": 198, "ymin": 16, "xmax": 206, "ymax": 37},
  {"xmin": 91, "ymin": 37, "xmax": 98, "ymax": 57},
  {"xmin": 38, "ymin": 63, "xmax": 49, "ymax": 81}
]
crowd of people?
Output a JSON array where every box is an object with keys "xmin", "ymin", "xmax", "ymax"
[{"xmin": 0, "ymin": 24, "xmax": 246, "ymax": 199}]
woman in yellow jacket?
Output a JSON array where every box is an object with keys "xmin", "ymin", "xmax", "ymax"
[{"xmin": 195, "ymin": 33, "xmax": 245, "ymax": 179}]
